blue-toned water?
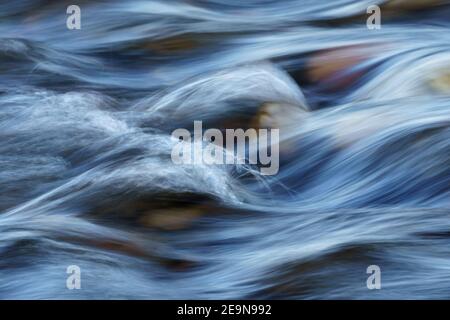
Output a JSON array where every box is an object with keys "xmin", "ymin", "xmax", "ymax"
[{"xmin": 0, "ymin": 0, "xmax": 449, "ymax": 299}]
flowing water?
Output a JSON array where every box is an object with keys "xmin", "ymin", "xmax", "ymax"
[{"xmin": 0, "ymin": 0, "xmax": 450, "ymax": 299}]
